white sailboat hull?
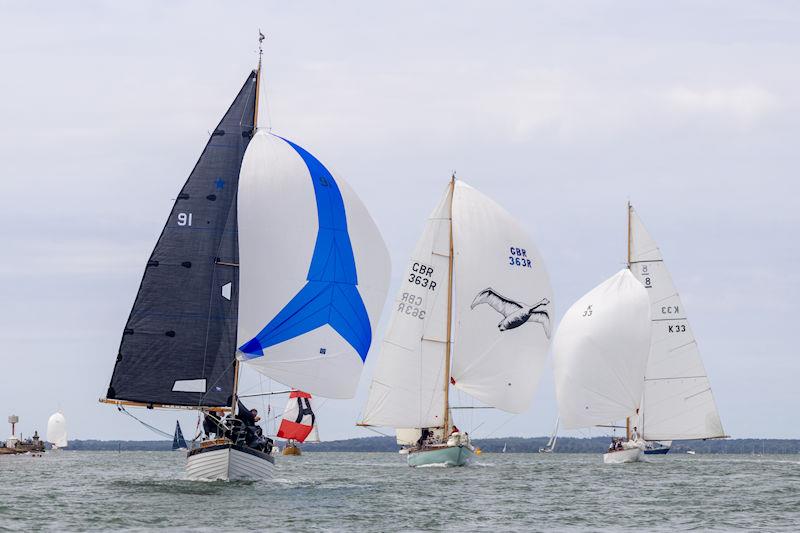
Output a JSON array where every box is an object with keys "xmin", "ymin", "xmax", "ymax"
[
  {"xmin": 603, "ymin": 447, "xmax": 643, "ymax": 464},
  {"xmin": 186, "ymin": 443, "xmax": 275, "ymax": 481}
]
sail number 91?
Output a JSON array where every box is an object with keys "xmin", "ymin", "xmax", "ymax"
[{"xmin": 398, "ymin": 292, "xmax": 426, "ymax": 319}]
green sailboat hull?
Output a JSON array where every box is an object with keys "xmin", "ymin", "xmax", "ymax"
[{"xmin": 407, "ymin": 445, "xmax": 474, "ymax": 467}]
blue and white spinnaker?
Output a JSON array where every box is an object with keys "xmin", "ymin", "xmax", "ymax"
[{"xmin": 237, "ymin": 132, "xmax": 390, "ymax": 399}]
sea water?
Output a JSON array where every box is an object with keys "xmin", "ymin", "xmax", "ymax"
[{"xmin": 1, "ymin": 451, "xmax": 798, "ymax": 531}]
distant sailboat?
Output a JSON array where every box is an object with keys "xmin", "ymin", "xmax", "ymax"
[
  {"xmin": 502, "ymin": 442, "xmax": 507, "ymax": 453},
  {"xmin": 100, "ymin": 42, "xmax": 390, "ymax": 481},
  {"xmin": 360, "ymin": 177, "xmax": 554, "ymax": 467},
  {"xmin": 46, "ymin": 412, "xmax": 67, "ymax": 450},
  {"xmin": 539, "ymin": 417, "xmax": 559, "ymax": 453},
  {"xmin": 277, "ymin": 391, "xmax": 319, "ymax": 456},
  {"xmin": 172, "ymin": 421, "xmax": 188, "ymax": 451}
]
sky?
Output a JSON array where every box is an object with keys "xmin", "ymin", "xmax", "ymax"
[{"xmin": 1, "ymin": 1, "xmax": 798, "ymax": 441}]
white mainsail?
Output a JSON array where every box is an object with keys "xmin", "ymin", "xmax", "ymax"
[
  {"xmin": 629, "ymin": 207, "xmax": 725, "ymax": 441},
  {"xmin": 553, "ymin": 269, "xmax": 652, "ymax": 430},
  {"xmin": 360, "ymin": 184, "xmax": 452, "ymax": 428},
  {"xmin": 46, "ymin": 411, "xmax": 67, "ymax": 448},
  {"xmin": 452, "ymin": 181, "xmax": 553, "ymax": 413},
  {"xmin": 361, "ymin": 180, "xmax": 553, "ymax": 428},
  {"xmin": 236, "ymin": 131, "xmax": 391, "ymax": 399}
]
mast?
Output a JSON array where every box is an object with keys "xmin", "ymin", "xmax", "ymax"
[
  {"xmin": 254, "ymin": 30, "xmax": 264, "ymax": 130},
  {"xmin": 441, "ymin": 174, "xmax": 456, "ymax": 434},
  {"xmin": 230, "ymin": 31, "xmax": 265, "ymax": 417},
  {"xmin": 626, "ymin": 201, "xmax": 632, "ymax": 441},
  {"xmin": 627, "ymin": 201, "xmax": 632, "ymax": 268}
]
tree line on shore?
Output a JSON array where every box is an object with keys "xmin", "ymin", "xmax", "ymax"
[{"xmin": 65, "ymin": 436, "xmax": 800, "ymax": 454}]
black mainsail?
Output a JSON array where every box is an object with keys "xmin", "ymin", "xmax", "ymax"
[{"xmin": 104, "ymin": 71, "xmax": 257, "ymax": 408}]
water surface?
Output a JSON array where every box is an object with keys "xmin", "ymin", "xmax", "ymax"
[{"xmin": 1, "ymin": 451, "xmax": 798, "ymax": 531}]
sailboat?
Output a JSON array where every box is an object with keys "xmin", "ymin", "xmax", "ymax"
[
  {"xmin": 172, "ymin": 421, "xmax": 188, "ymax": 451},
  {"xmin": 46, "ymin": 411, "xmax": 67, "ymax": 450},
  {"xmin": 627, "ymin": 203, "xmax": 726, "ymax": 449},
  {"xmin": 360, "ymin": 177, "xmax": 554, "ymax": 467},
  {"xmin": 100, "ymin": 42, "xmax": 390, "ymax": 481},
  {"xmin": 501, "ymin": 442, "xmax": 507, "ymax": 453},
  {"xmin": 538, "ymin": 416, "xmax": 559, "ymax": 453},
  {"xmin": 554, "ymin": 203, "xmax": 726, "ymax": 464},
  {"xmin": 277, "ymin": 390, "xmax": 319, "ymax": 456}
]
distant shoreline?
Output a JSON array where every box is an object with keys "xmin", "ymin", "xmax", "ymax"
[{"xmin": 60, "ymin": 436, "xmax": 800, "ymax": 454}]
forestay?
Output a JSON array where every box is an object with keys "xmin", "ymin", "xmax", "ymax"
[
  {"xmin": 553, "ymin": 269, "xmax": 652, "ymax": 429},
  {"xmin": 237, "ymin": 132, "xmax": 390, "ymax": 399},
  {"xmin": 452, "ymin": 181, "xmax": 554, "ymax": 413},
  {"xmin": 106, "ymin": 72, "xmax": 257, "ymax": 407},
  {"xmin": 629, "ymin": 208, "xmax": 725, "ymax": 440},
  {"xmin": 360, "ymin": 185, "xmax": 452, "ymax": 428}
]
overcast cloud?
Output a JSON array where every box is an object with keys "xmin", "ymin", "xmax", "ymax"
[{"xmin": 1, "ymin": 1, "xmax": 797, "ymax": 441}]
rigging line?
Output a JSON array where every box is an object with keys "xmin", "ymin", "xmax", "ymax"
[
  {"xmin": 360, "ymin": 425, "xmax": 393, "ymax": 438},
  {"xmin": 478, "ymin": 413, "xmax": 515, "ymax": 439},
  {"xmin": 117, "ymin": 406, "xmax": 173, "ymax": 439}
]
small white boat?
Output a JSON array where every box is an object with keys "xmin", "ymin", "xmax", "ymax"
[
  {"xmin": 687, "ymin": 450, "xmax": 696, "ymax": 455},
  {"xmin": 603, "ymin": 440, "xmax": 644, "ymax": 464}
]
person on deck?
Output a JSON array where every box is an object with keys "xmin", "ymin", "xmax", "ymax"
[{"xmin": 203, "ymin": 409, "xmax": 224, "ymax": 439}]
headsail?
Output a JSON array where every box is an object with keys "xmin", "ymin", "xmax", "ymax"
[
  {"xmin": 451, "ymin": 181, "xmax": 554, "ymax": 413},
  {"xmin": 46, "ymin": 412, "xmax": 67, "ymax": 448},
  {"xmin": 553, "ymin": 269, "xmax": 652, "ymax": 429},
  {"xmin": 105, "ymin": 71, "xmax": 257, "ymax": 407},
  {"xmin": 236, "ymin": 132, "xmax": 390, "ymax": 399},
  {"xmin": 360, "ymin": 184, "xmax": 453, "ymax": 428},
  {"xmin": 629, "ymin": 207, "xmax": 725, "ymax": 440},
  {"xmin": 277, "ymin": 390, "xmax": 319, "ymax": 443},
  {"xmin": 172, "ymin": 421, "xmax": 187, "ymax": 450}
]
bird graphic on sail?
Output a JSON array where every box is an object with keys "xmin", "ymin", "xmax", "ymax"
[{"xmin": 471, "ymin": 289, "xmax": 551, "ymax": 338}]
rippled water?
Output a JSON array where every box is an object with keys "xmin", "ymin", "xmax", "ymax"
[{"xmin": 1, "ymin": 451, "xmax": 798, "ymax": 531}]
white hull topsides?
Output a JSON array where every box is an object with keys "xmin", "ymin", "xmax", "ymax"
[
  {"xmin": 186, "ymin": 443, "xmax": 275, "ymax": 481},
  {"xmin": 603, "ymin": 446, "xmax": 643, "ymax": 464}
]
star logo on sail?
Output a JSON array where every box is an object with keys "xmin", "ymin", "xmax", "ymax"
[{"xmin": 470, "ymin": 288, "xmax": 551, "ymax": 338}]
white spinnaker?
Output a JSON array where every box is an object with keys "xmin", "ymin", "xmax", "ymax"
[
  {"xmin": 47, "ymin": 412, "xmax": 67, "ymax": 448},
  {"xmin": 360, "ymin": 185, "xmax": 452, "ymax": 428},
  {"xmin": 553, "ymin": 269, "xmax": 652, "ymax": 429},
  {"xmin": 451, "ymin": 181, "xmax": 554, "ymax": 413},
  {"xmin": 237, "ymin": 132, "xmax": 391, "ymax": 399},
  {"xmin": 629, "ymin": 208, "xmax": 725, "ymax": 441}
]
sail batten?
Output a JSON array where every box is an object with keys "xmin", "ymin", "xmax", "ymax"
[{"xmin": 106, "ymin": 72, "xmax": 258, "ymax": 408}]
